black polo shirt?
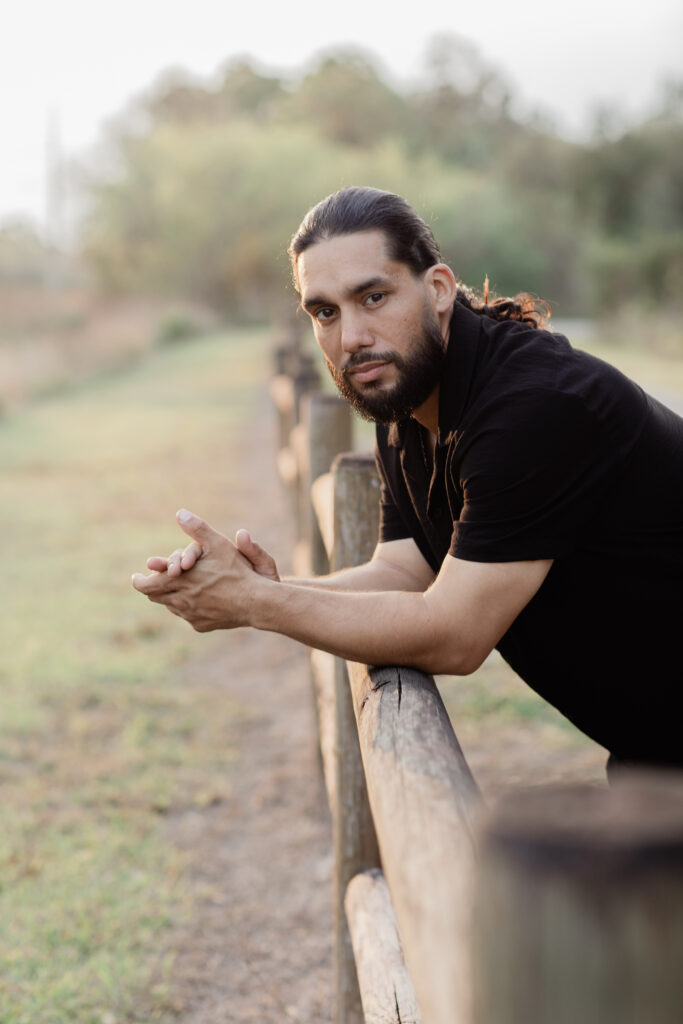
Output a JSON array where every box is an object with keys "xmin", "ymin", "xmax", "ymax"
[{"xmin": 376, "ymin": 301, "xmax": 683, "ymax": 763}]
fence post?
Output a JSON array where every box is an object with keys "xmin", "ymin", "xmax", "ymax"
[
  {"xmin": 331, "ymin": 452, "xmax": 382, "ymax": 1024},
  {"xmin": 298, "ymin": 394, "xmax": 353, "ymax": 797},
  {"xmin": 473, "ymin": 776, "xmax": 683, "ymax": 1024},
  {"xmin": 303, "ymin": 394, "xmax": 352, "ymax": 576},
  {"xmin": 346, "ymin": 658, "xmax": 481, "ymax": 1024}
]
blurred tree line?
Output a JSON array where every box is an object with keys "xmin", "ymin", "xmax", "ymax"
[{"xmin": 81, "ymin": 39, "xmax": 682, "ymax": 328}]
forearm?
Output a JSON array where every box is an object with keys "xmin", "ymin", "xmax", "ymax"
[
  {"xmin": 283, "ymin": 559, "xmax": 424, "ymax": 593},
  {"xmin": 247, "ymin": 577, "xmax": 468, "ymax": 674},
  {"xmin": 134, "ymin": 512, "xmax": 547, "ymax": 678}
]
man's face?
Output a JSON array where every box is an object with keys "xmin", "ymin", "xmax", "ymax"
[{"xmin": 297, "ymin": 230, "xmax": 447, "ymax": 424}]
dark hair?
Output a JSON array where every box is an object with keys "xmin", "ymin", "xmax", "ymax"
[{"xmin": 289, "ymin": 185, "xmax": 550, "ymax": 329}]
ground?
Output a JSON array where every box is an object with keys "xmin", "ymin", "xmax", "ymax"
[
  {"xmin": 162, "ymin": 632, "xmax": 334, "ymax": 1023},
  {"xmin": 156, "ymin": 392, "xmax": 335, "ymax": 1023}
]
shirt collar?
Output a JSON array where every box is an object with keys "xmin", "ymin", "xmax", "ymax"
[{"xmin": 385, "ymin": 299, "xmax": 483, "ymax": 448}]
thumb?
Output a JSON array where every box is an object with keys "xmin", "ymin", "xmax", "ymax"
[
  {"xmin": 176, "ymin": 508, "xmax": 219, "ymax": 546},
  {"xmin": 235, "ymin": 529, "xmax": 280, "ymax": 581}
]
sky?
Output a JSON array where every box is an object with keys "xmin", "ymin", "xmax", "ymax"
[{"xmin": 1, "ymin": 0, "xmax": 681, "ymax": 229}]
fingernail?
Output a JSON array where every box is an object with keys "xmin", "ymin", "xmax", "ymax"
[{"xmin": 177, "ymin": 509, "xmax": 191, "ymax": 523}]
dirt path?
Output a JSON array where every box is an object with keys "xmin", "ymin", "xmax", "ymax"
[
  {"xmin": 164, "ymin": 633, "xmax": 334, "ymax": 1023},
  {"xmin": 160, "ymin": 390, "xmax": 334, "ymax": 1023}
]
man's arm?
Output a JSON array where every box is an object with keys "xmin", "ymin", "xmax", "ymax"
[
  {"xmin": 132, "ymin": 510, "xmax": 551, "ymax": 675},
  {"xmin": 147, "ymin": 529, "xmax": 435, "ymax": 594},
  {"xmin": 283, "ymin": 538, "xmax": 435, "ymax": 593}
]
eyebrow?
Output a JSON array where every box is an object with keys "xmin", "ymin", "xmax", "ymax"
[{"xmin": 302, "ymin": 275, "xmax": 391, "ymax": 313}]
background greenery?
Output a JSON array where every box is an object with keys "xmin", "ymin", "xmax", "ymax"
[
  {"xmin": 2, "ymin": 42, "xmax": 681, "ymax": 345},
  {"xmin": 77, "ymin": 46, "xmax": 682, "ymax": 339}
]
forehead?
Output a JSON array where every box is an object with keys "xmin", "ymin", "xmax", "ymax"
[{"xmin": 297, "ymin": 230, "xmax": 408, "ymax": 303}]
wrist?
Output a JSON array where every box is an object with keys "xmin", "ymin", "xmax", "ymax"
[{"xmin": 246, "ymin": 572, "xmax": 284, "ymax": 631}]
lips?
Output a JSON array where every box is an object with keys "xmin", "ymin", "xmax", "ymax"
[{"xmin": 346, "ymin": 360, "xmax": 391, "ymax": 384}]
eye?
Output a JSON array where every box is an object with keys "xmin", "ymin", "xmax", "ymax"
[
  {"xmin": 314, "ymin": 307, "xmax": 336, "ymax": 323},
  {"xmin": 364, "ymin": 292, "xmax": 385, "ymax": 307}
]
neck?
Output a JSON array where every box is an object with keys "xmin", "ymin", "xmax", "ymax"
[
  {"xmin": 411, "ymin": 385, "xmax": 440, "ymax": 436},
  {"xmin": 411, "ymin": 300, "xmax": 452, "ymax": 436}
]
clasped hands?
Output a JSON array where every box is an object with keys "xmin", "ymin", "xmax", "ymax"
[{"xmin": 131, "ymin": 509, "xmax": 279, "ymax": 631}]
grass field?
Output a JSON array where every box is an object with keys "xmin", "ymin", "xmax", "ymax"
[{"xmin": 0, "ymin": 328, "xmax": 268, "ymax": 1023}]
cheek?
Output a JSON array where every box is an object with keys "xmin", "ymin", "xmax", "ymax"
[{"xmin": 315, "ymin": 332, "xmax": 341, "ymax": 368}]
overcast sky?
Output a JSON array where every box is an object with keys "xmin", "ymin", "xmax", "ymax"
[{"xmin": 1, "ymin": 0, "xmax": 681, "ymax": 227}]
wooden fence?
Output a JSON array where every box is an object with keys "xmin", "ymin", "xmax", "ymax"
[{"xmin": 269, "ymin": 336, "xmax": 683, "ymax": 1024}]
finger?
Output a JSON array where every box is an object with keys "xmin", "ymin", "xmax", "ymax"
[
  {"xmin": 132, "ymin": 571, "xmax": 155, "ymax": 593},
  {"xmin": 146, "ymin": 556, "xmax": 169, "ymax": 572},
  {"xmin": 176, "ymin": 509, "xmax": 222, "ymax": 548},
  {"xmin": 131, "ymin": 571, "xmax": 178, "ymax": 596},
  {"xmin": 180, "ymin": 541, "xmax": 203, "ymax": 570},
  {"xmin": 165, "ymin": 548, "xmax": 186, "ymax": 578},
  {"xmin": 235, "ymin": 529, "xmax": 280, "ymax": 581}
]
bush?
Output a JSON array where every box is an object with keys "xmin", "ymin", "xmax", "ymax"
[{"xmin": 155, "ymin": 310, "xmax": 205, "ymax": 346}]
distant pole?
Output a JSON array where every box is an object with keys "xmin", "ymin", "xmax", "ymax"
[
  {"xmin": 44, "ymin": 106, "xmax": 65, "ymax": 288},
  {"xmin": 473, "ymin": 777, "xmax": 683, "ymax": 1024},
  {"xmin": 331, "ymin": 453, "xmax": 382, "ymax": 1024},
  {"xmin": 303, "ymin": 393, "xmax": 352, "ymax": 576}
]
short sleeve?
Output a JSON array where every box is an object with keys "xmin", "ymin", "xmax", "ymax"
[{"xmin": 449, "ymin": 389, "xmax": 634, "ymax": 562}]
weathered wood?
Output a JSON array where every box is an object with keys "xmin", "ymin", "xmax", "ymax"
[
  {"xmin": 304, "ymin": 394, "xmax": 352, "ymax": 576},
  {"xmin": 272, "ymin": 343, "xmax": 294, "ymax": 376},
  {"xmin": 348, "ymin": 661, "xmax": 481, "ymax": 1024},
  {"xmin": 311, "ymin": 472, "xmax": 334, "ymax": 560},
  {"xmin": 334, "ymin": 655, "xmax": 380, "ymax": 1024},
  {"xmin": 473, "ymin": 776, "xmax": 683, "ymax": 1024},
  {"xmin": 310, "ymin": 647, "xmax": 337, "ymax": 813},
  {"xmin": 301, "ymin": 397, "xmax": 353, "ymax": 811},
  {"xmin": 269, "ymin": 374, "xmax": 296, "ymax": 452},
  {"xmin": 269, "ymin": 374, "xmax": 296, "ymax": 414},
  {"xmin": 275, "ymin": 446, "xmax": 298, "ymax": 487},
  {"xmin": 306, "ymin": 394, "xmax": 353, "ymax": 483},
  {"xmin": 292, "ymin": 352, "xmax": 321, "ymax": 421},
  {"xmin": 288, "ymin": 421, "xmax": 309, "ymax": 547},
  {"xmin": 331, "ymin": 452, "xmax": 379, "ymax": 574},
  {"xmin": 290, "ymin": 421, "xmax": 309, "ymax": 478},
  {"xmin": 345, "ymin": 868, "xmax": 421, "ymax": 1024},
  {"xmin": 332, "ymin": 453, "xmax": 382, "ymax": 1024}
]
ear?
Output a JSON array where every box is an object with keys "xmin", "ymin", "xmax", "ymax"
[{"xmin": 424, "ymin": 263, "xmax": 457, "ymax": 314}]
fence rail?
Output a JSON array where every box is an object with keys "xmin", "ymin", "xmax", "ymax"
[{"xmin": 269, "ymin": 334, "xmax": 683, "ymax": 1024}]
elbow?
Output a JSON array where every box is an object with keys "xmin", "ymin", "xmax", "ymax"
[
  {"xmin": 414, "ymin": 636, "xmax": 489, "ymax": 677},
  {"xmin": 411, "ymin": 595, "xmax": 493, "ymax": 676},
  {"xmin": 452, "ymin": 648, "xmax": 488, "ymax": 676}
]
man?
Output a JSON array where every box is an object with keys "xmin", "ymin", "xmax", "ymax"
[{"xmin": 132, "ymin": 186, "xmax": 683, "ymax": 775}]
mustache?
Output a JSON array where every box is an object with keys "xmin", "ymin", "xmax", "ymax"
[{"xmin": 341, "ymin": 351, "xmax": 400, "ymax": 375}]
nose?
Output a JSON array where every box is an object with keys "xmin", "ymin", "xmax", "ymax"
[{"xmin": 340, "ymin": 311, "xmax": 374, "ymax": 355}]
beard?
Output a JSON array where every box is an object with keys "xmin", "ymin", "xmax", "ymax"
[{"xmin": 325, "ymin": 307, "xmax": 446, "ymax": 425}]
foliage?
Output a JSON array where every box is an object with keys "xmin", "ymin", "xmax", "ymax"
[
  {"xmin": 0, "ymin": 221, "xmax": 51, "ymax": 284},
  {"xmin": 81, "ymin": 43, "xmax": 683, "ymax": 329},
  {"xmin": 155, "ymin": 309, "xmax": 207, "ymax": 346}
]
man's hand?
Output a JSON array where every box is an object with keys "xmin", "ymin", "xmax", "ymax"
[
  {"xmin": 144, "ymin": 525, "xmax": 280, "ymax": 581},
  {"xmin": 234, "ymin": 530, "xmax": 280, "ymax": 581},
  {"xmin": 131, "ymin": 510, "xmax": 275, "ymax": 631}
]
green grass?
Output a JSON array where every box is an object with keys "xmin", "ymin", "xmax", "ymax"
[{"xmin": 0, "ymin": 328, "xmax": 267, "ymax": 1022}]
